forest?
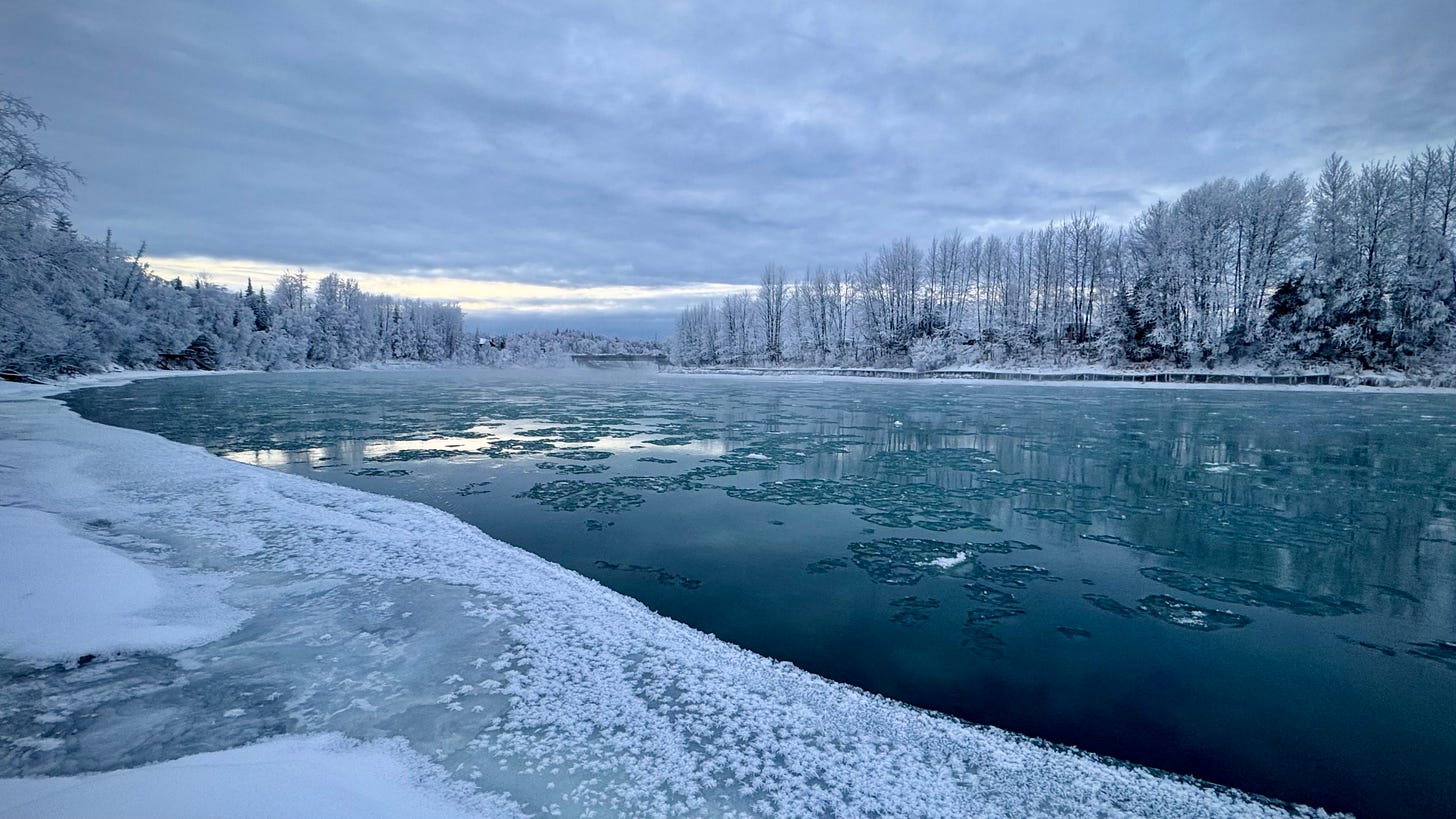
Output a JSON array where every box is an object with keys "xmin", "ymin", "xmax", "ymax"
[
  {"xmin": 0, "ymin": 91, "xmax": 676, "ymax": 377},
  {"xmin": 0, "ymin": 93, "xmax": 481, "ymax": 376},
  {"xmin": 674, "ymin": 143, "xmax": 1456, "ymax": 374}
]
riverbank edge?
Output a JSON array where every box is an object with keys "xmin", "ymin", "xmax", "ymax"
[
  {"xmin": 672, "ymin": 364, "xmax": 1456, "ymax": 389},
  {"xmin": 14, "ymin": 360, "xmax": 1447, "ymax": 391}
]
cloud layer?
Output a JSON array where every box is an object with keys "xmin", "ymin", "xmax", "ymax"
[{"xmin": 5, "ymin": 0, "xmax": 1454, "ymax": 333}]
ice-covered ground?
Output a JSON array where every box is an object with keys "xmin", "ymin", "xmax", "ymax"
[
  {"xmin": 0, "ymin": 734, "xmax": 516, "ymax": 819},
  {"xmin": 0, "ymin": 375, "xmax": 1337, "ymax": 818}
]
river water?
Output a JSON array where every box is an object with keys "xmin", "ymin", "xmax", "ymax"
[{"xmin": 62, "ymin": 369, "xmax": 1456, "ymax": 818}]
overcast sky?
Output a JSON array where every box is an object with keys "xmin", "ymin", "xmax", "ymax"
[{"xmin": 4, "ymin": 1, "xmax": 1455, "ymax": 338}]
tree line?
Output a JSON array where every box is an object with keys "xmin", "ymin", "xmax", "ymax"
[
  {"xmin": 674, "ymin": 143, "xmax": 1456, "ymax": 373},
  {"xmin": 477, "ymin": 328, "xmax": 664, "ymax": 367},
  {"xmin": 0, "ymin": 92, "xmax": 469, "ymax": 376}
]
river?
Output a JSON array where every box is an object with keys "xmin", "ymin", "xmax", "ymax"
[{"xmin": 61, "ymin": 369, "xmax": 1456, "ymax": 818}]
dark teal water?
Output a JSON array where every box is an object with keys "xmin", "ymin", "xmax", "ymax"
[{"xmin": 64, "ymin": 370, "xmax": 1456, "ymax": 818}]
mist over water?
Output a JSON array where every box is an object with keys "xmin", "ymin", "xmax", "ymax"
[{"xmin": 63, "ymin": 369, "xmax": 1456, "ymax": 819}]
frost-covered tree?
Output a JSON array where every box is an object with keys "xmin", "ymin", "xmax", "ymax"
[
  {"xmin": 0, "ymin": 92, "xmax": 618, "ymax": 378},
  {"xmin": 0, "ymin": 93, "xmax": 78, "ymax": 222},
  {"xmin": 1230, "ymin": 173, "xmax": 1306, "ymax": 353},
  {"xmin": 672, "ymin": 301, "xmax": 718, "ymax": 366},
  {"xmin": 1388, "ymin": 146, "xmax": 1456, "ymax": 359},
  {"xmin": 717, "ymin": 292, "xmax": 754, "ymax": 365},
  {"xmin": 1124, "ymin": 201, "xmax": 1183, "ymax": 362},
  {"xmin": 488, "ymin": 328, "xmax": 664, "ymax": 368},
  {"xmin": 758, "ymin": 265, "xmax": 788, "ymax": 363},
  {"xmin": 671, "ymin": 138, "xmax": 1456, "ymax": 375},
  {"xmin": 859, "ymin": 238, "xmax": 927, "ymax": 361}
]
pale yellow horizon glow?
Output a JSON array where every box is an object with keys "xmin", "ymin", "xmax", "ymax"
[{"xmin": 147, "ymin": 255, "xmax": 750, "ymax": 315}]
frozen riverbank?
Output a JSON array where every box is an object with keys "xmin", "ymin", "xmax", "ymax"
[
  {"xmin": 675, "ymin": 364, "xmax": 1456, "ymax": 390},
  {"xmin": 0, "ymin": 376, "xmax": 1336, "ymax": 818},
  {"xmin": 0, "ymin": 734, "xmax": 510, "ymax": 819}
]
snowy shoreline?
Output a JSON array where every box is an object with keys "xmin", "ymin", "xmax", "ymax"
[
  {"xmin": 674, "ymin": 364, "xmax": 1456, "ymax": 392},
  {"xmin": 0, "ymin": 373, "xmax": 1339, "ymax": 818}
]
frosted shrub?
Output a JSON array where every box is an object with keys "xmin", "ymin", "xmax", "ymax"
[{"xmin": 909, "ymin": 336, "xmax": 958, "ymax": 371}]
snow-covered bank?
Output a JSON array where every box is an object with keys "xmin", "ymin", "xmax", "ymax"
[
  {"xmin": 0, "ymin": 506, "xmax": 245, "ymax": 662},
  {"xmin": 676, "ymin": 364, "xmax": 1456, "ymax": 393},
  {"xmin": 0, "ymin": 734, "xmax": 515, "ymax": 819},
  {"xmin": 0, "ymin": 377, "xmax": 1337, "ymax": 818}
]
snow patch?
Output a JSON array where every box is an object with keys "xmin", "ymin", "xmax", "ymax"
[
  {"xmin": 928, "ymin": 551, "xmax": 970, "ymax": 569},
  {"xmin": 0, "ymin": 506, "xmax": 246, "ymax": 663},
  {"xmin": 0, "ymin": 734, "xmax": 520, "ymax": 819}
]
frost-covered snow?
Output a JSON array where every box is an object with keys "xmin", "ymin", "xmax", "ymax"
[
  {"xmin": 928, "ymin": 551, "xmax": 973, "ymax": 570},
  {"xmin": 0, "ymin": 734, "xmax": 519, "ymax": 819},
  {"xmin": 0, "ymin": 505, "xmax": 245, "ymax": 662},
  {"xmin": 0, "ymin": 375, "xmax": 1338, "ymax": 818}
]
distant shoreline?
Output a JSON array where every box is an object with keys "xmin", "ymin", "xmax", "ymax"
[
  {"xmin": 12, "ymin": 362, "xmax": 1455, "ymax": 394},
  {"xmin": 673, "ymin": 365, "xmax": 1456, "ymax": 390}
]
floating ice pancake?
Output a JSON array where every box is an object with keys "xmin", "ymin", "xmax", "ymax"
[
  {"xmin": 1004, "ymin": 477, "xmax": 1093, "ymax": 497},
  {"xmin": 805, "ymin": 557, "xmax": 849, "ymax": 574},
  {"xmin": 366, "ymin": 448, "xmax": 485, "ymax": 463},
  {"xmin": 1137, "ymin": 595, "xmax": 1252, "ymax": 631},
  {"xmin": 671, "ymin": 435, "xmax": 858, "ymax": 475},
  {"xmin": 1082, "ymin": 594, "xmax": 1140, "ymax": 618},
  {"xmin": 547, "ymin": 450, "xmax": 613, "ymax": 461},
  {"xmin": 845, "ymin": 538, "xmax": 974, "ymax": 585},
  {"xmin": 845, "ymin": 538, "xmax": 1058, "ymax": 589},
  {"xmin": 867, "ymin": 447, "xmax": 1000, "ymax": 477},
  {"xmin": 517, "ymin": 480, "xmax": 645, "ymax": 513},
  {"xmin": 482, "ymin": 440, "xmax": 558, "ymax": 458},
  {"xmin": 724, "ymin": 479, "xmax": 837, "ymax": 505},
  {"xmin": 610, "ymin": 475, "xmax": 707, "ymax": 494},
  {"xmin": 963, "ymin": 582, "xmax": 1026, "ymax": 626},
  {"xmin": 726, "ymin": 477, "xmax": 999, "ymax": 533},
  {"xmin": 1013, "ymin": 507, "xmax": 1091, "ymax": 526},
  {"xmin": 593, "ymin": 561, "xmax": 702, "ymax": 590},
  {"xmin": 974, "ymin": 564, "xmax": 1058, "ymax": 589},
  {"xmin": 517, "ymin": 426, "xmax": 640, "ymax": 444},
  {"xmin": 889, "ymin": 596, "xmax": 940, "ymax": 626},
  {"xmin": 963, "ymin": 584, "xmax": 1019, "ymax": 609},
  {"xmin": 970, "ymin": 540, "xmax": 1042, "ymax": 554},
  {"xmin": 1139, "ymin": 567, "xmax": 1364, "ymax": 617},
  {"xmin": 536, "ymin": 462, "xmax": 610, "ymax": 474},
  {"xmin": 1081, "ymin": 533, "xmax": 1182, "ymax": 556}
]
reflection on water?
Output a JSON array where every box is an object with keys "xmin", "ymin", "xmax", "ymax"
[{"xmin": 62, "ymin": 370, "xmax": 1456, "ymax": 819}]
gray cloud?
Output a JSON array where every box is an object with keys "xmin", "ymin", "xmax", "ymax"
[{"xmin": 4, "ymin": 0, "xmax": 1454, "ymax": 330}]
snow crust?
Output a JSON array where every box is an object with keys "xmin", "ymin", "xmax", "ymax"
[
  {"xmin": 0, "ymin": 506, "xmax": 245, "ymax": 662},
  {"xmin": 0, "ymin": 734, "xmax": 519, "ymax": 819},
  {"xmin": 0, "ymin": 375, "xmax": 1337, "ymax": 818}
]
